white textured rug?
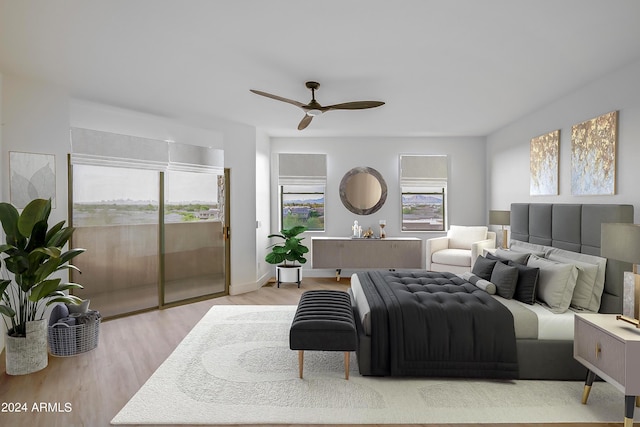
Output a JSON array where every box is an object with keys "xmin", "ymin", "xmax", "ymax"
[{"xmin": 112, "ymin": 305, "xmax": 636, "ymax": 425}]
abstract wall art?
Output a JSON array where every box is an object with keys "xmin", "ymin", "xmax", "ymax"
[
  {"xmin": 530, "ymin": 129, "xmax": 559, "ymax": 196},
  {"xmin": 9, "ymin": 151, "xmax": 56, "ymax": 208},
  {"xmin": 571, "ymin": 110, "xmax": 617, "ymax": 196}
]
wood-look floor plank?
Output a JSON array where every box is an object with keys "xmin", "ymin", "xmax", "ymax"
[{"xmin": 0, "ymin": 278, "xmax": 623, "ymax": 427}]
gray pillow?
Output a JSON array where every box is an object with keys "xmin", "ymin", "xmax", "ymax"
[
  {"xmin": 471, "ymin": 256, "xmax": 497, "ymax": 281},
  {"xmin": 545, "ymin": 247, "xmax": 606, "ymax": 312},
  {"xmin": 490, "ymin": 261, "xmax": 519, "ymax": 299},
  {"xmin": 495, "ymin": 248, "xmax": 530, "ymax": 265},
  {"xmin": 527, "ymin": 255, "xmax": 579, "ymax": 313}
]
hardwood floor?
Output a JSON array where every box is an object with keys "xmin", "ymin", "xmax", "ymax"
[{"xmin": 0, "ymin": 278, "xmax": 623, "ymax": 427}]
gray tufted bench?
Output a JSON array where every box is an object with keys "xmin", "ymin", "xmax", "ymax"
[{"xmin": 289, "ymin": 290, "xmax": 357, "ymax": 379}]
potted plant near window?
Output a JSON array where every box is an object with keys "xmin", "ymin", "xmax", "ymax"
[
  {"xmin": 0, "ymin": 198, "xmax": 85, "ymax": 375},
  {"xmin": 265, "ymin": 225, "xmax": 309, "ymax": 288}
]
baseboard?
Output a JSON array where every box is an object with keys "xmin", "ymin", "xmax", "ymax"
[
  {"xmin": 229, "ymin": 269, "xmax": 361, "ymax": 295},
  {"xmin": 229, "ymin": 272, "xmax": 272, "ymax": 295}
]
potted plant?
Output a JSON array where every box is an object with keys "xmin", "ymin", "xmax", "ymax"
[
  {"xmin": 0, "ymin": 198, "xmax": 85, "ymax": 375},
  {"xmin": 265, "ymin": 225, "xmax": 309, "ymax": 288}
]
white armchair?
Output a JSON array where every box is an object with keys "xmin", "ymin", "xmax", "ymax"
[{"xmin": 426, "ymin": 225, "xmax": 496, "ymax": 274}]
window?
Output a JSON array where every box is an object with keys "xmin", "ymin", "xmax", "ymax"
[
  {"xmin": 400, "ymin": 155, "xmax": 448, "ymax": 231},
  {"xmin": 281, "ymin": 185, "xmax": 325, "ymax": 230},
  {"xmin": 277, "ymin": 153, "xmax": 326, "ymax": 231}
]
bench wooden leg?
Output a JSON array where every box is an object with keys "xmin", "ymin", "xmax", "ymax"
[
  {"xmin": 344, "ymin": 352, "xmax": 350, "ymax": 380},
  {"xmin": 298, "ymin": 350, "xmax": 304, "ymax": 379}
]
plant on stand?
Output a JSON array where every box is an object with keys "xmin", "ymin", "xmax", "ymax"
[
  {"xmin": 265, "ymin": 225, "xmax": 308, "ymax": 288},
  {"xmin": 0, "ymin": 198, "xmax": 85, "ymax": 375}
]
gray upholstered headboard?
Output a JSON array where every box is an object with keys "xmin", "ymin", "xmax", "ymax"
[{"xmin": 510, "ymin": 203, "xmax": 634, "ymax": 314}]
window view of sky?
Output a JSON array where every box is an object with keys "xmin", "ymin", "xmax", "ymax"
[{"xmin": 73, "ymin": 165, "xmax": 218, "ymax": 204}]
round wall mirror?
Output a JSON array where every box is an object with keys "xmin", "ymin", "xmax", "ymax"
[{"xmin": 339, "ymin": 167, "xmax": 387, "ymax": 215}]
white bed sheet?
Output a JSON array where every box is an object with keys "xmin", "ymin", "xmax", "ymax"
[{"xmin": 512, "ymin": 299, "xmax": 575, "ymax": 340}]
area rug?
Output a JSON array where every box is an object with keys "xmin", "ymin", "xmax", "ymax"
[{"xmin": 112, "ymin": 305, "xmax": 636, "ymax": 425}]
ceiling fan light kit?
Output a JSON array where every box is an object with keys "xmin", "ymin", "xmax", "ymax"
[{"xmin": 250, "ymin": 81, "xmax": 384, "ymax": 130}]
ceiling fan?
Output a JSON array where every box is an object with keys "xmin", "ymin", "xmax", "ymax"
[{"xmin": 250, "ymin": 81, "xmax": 385, "ymax": 130}]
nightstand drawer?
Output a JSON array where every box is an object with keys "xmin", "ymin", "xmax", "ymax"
[{"xmin": 575, "ymin": 317, "xmax": 626, "ymax": 385}]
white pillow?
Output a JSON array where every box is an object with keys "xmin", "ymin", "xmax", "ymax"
[
  {"xmin": 509, "ymin": 240, "xmax": 548, "ymax": 257},
  {"xmin": 527, "ymin": 254, "xmax": 578, "ymax": 313},
  {"xmin": 448, "ymin": 225, "xmax": 488, "ymax": 250},
  {"xmin": 545, "ymin": 247, "xmax": 607, "ymax": 312}
]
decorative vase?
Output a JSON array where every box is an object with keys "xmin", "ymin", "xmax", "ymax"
[
  {"xmin": 276, "ymin": 265, "xmax": 302, "ymax": 288},
  {"xmin": 5, "ymin": 319, "xmax": 48, "ymax": 375}
]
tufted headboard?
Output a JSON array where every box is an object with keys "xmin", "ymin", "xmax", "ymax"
[{"xmin": 510, "ymin": 203, "xmax": 634, "ymax": 314}]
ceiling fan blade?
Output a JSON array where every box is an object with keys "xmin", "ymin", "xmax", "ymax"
[
  {"xmin": 250, "ymin": 89, "xmax": 306, "ymax": 108},
  {"xmin": 323, "ymin": 101, "xmax": 385, "ymax": 111},
  {"xmin": 298, "ymin": 115, "xmax": 313, "ymax": 130}
]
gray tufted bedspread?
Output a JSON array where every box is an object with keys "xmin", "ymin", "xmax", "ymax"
[{"xmin": 357, "ymin": 270, "xmax": 519, "ymax": 378}]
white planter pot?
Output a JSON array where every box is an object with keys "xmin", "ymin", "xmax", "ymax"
[
  {"xmin": 276, "ymin": 265, "xmax": 302, "ymax": 288},
  {"xmin": 5, "ymin": 319, "xmax": 48, "ymax": 375}
]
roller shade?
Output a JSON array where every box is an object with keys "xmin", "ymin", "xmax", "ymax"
[
  {"xmin": 278, "ymin": 153, "xmax": 327, "ymax": 186},
  {"xmin": 70, "ymin": 127, "xmax": 223, "ymax": 173},
  {"xmin": 168, "ymin": 142, "xmax": 224, "ymax": 174},
  {"xmin": 400, "ymin": 155, "xmax": 448, "ymax": 187}
]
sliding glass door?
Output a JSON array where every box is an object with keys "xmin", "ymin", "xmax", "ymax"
[
  {"xmin": 162, "ymin": 170, "xmax": 226, "ymax": 304},
  {"xmin": 70, "ymin": 164, "xmax": 228, "ymax": 318},
  {"xmin": 71, "ymin": 164, "xmax": 161, "ymax": 317}
]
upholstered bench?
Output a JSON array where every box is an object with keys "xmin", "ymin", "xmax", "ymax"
[{"xmin": 289, "ymin": 290, "xmax": 357, "ymax": 380}]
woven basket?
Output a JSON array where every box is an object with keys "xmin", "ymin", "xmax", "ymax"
[{"xmin": 48, "ymin": 316, "xmax": 101, "ymax": 357}]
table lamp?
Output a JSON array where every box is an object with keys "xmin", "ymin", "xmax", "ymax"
[
  {"xmin": 600, "ymin": 223, "xmax": 640, "ymax": 327},
  {"xmin": 489, "ymin": 210, "xmax": 510, "ymax": 249}
]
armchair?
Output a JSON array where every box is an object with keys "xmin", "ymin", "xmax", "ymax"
[{"xmin": 425, "ymin": 225, "xmax": 496, "ymax": 274}]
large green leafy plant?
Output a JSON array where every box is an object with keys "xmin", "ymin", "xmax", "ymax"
[
  {"xmin": 0, "ymin": 199, "xmax": 85, "ymax": 337},
  {"xmin": 265, "ymin": 225, "xmax": 309, "ymax": 266}
]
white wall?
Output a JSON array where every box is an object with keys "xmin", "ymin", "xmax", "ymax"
[
  {"xmin": 202, "ymin": 117, "xmax": 261, "ymax": 294},
  {"xmin": 487, "ymin": 58, "xmax": 640, "ymax": 222},
  {"xmin": 2, "ymin": 74, "xmax": 71, "ymax": 219},
  {"xmin": 70, "ymin": 100, "xmax": 224, "ymax": 148},
  {"xmin": 0, "ymin": 73, "xmax": 71, "ymax": 351},
  {"xmin": 255, "ymin": 129, "xmax": 272, "ymax": 286},
  {"xmin": 270, "ymin": 135, "xmax": 487, "ymax": 276}
]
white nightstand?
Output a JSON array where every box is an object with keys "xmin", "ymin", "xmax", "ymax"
[{"xmin": 574, "ymin": 313, "xmax": 640, "ymax": 427}]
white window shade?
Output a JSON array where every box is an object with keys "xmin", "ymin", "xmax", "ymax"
[
  {"xmin": 70, "ymin": 128, "xmax": 223, "ymax": 173},
  {"xmin": 278, "ymin": 153, "xmax": 327, "ymax": 186},
  {"xmin": 168, "ymin": 142, "xmax": 223, "ymax": 174},
  {"xmin": 400, "ymin": 155, "xmax": 448, "ymax": 187}
]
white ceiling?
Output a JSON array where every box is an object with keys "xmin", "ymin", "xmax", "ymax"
[{"xmin": 2, "ymin": 0, "xmax": 640, "ymax": 138}]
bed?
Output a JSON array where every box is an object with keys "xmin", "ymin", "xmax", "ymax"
[{"xmin": 350, "ymin": 203, "xmax": 634, "ymax": 379}]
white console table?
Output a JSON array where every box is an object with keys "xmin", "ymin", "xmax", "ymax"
[{"xmin": 311, "ymin": 237, "xmax": 424, "ymax": 279}]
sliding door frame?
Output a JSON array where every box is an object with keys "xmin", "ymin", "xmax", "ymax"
[{"xmin": 68, "ymin": 158, "xmax": 230, "ymax": 318}]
